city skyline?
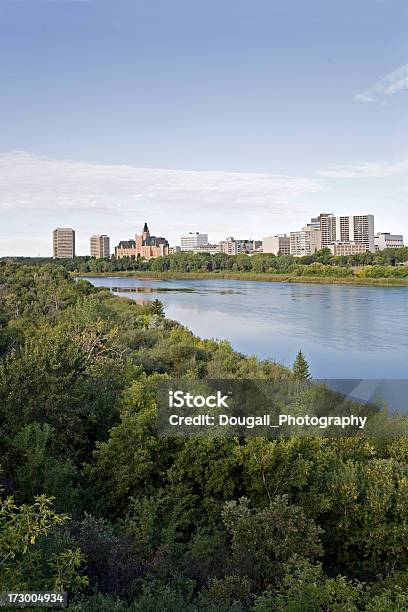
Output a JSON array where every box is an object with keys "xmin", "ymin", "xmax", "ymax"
[
  {"xmin": 0, "ymin": 0, "xmax": 407, "ymax": 255},
  {"xmin": 49, "ymin": 211, "xmax": 404, "ymax": 259}
]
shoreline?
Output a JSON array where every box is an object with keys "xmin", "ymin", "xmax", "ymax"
[{"xmin": 76, "ymin": 270, "xmax": 408, "ymax": 287}]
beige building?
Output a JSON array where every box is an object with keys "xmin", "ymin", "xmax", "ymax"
[
  {"xmin": 53, "ymin": 228, "xmax": 75, "ymax": 259},
  {"xmin": 328, "ymin": 242, "xmax": 368, "ymax": 256},
  {"xmin": 262, "ymin": 235, "xmax": 290, "ymax": 255},
  {"xmin": 115, "ymin": 240, "xmax": 136, "ymax": 258},
  {"xmin": 115, "ymin": 223, "xmax": 169, "ymax": 260},
  {"xmin": 316, "ymin": 213, "xmax": 374, "ymax": 252},
  {"xmin": 218, "ymin": 237, "xmax": 257, "ymax": 255},
  {"xmin": 90, "ymin": 234, "xmax": 110, "ymax": 258},
  {"xmin": 318, "ymin": 213, "xmax": 336, "ymax": 247}
]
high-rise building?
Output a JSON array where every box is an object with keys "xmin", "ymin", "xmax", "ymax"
[
  {"xmin": 90, "ymin": 234, "xmax": 110, "ymax": 258},
  {"xmin": 335, "ymin": 215, "xmax": 375, "ymax": 252},
  {"xmin": 262, "ymin": 235, "xmax": 290, "ymax": 256},
  {"xmin": 317, "ymin": 213, "xmax": 375, "ymax": 252},
  {"xmin": 53, "ymin": 228, "xmax": 75, "ymax": 258},
  {"xmin": 317, "ymin": 213, "xmax": 336, "ymax": 247},
  {"xmin": 180, "ymin": 232, "xmax": 209, "ymax": 251},
  {"xmin": 374, "ymin": 232, "xmax": 404, "ymax": 251}
]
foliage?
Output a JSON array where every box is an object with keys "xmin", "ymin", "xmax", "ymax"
[
  {"xmin": 2, "ymin": 262, "xmax": 408, "ymax": 608},
  {"xmin": 0, "ymin": 494, "xmax": 86, "ymax": 592}
]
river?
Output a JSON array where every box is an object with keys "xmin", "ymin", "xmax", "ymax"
[{"xmin": 83, "ymin": 276, "xmax": 408, "ymax": 382}]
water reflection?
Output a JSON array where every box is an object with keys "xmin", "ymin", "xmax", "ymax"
[{"xmin": 82, "ymin": 276, "xmax": 408, "ymax": 379}]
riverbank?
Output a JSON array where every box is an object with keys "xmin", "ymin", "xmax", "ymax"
[{"xmin": 77, "ymin": 270, "xmax": 408, "ymax": 287}]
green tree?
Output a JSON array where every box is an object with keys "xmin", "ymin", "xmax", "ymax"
[
  {"xmin": 253, "ymin": 558, "xmax": 362, "ymax": 612},
  {"xmin": 150, "ymin": 299, "xmax": 165, "ymax": 317},
  {"xmin": 222, "ymin": 496, "xmax": 323, "ymax": 589},
  {"xmin": 293, "ymin": 350, "xmax": 311, "ymax": 380},
  {"xmin": 0, "ymin": 494, "xmax": 87, "ymax": 593}
]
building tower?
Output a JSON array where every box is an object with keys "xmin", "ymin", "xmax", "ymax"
[
  {"xmin": 53, "ymin": 228, "xmax": 75, "ymax": 259},
  {"xmin": 90, "ymin": 234, "xmax": 110, "ymax": 258},
  {"xmin": 142, "ymin": 222, "xmax": 150, "ymax": 243}
]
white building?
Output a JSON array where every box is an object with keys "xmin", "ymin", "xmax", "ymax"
[
  {"xmin": 180, "ymin": 232, "xmax": 209, "ymax": 251},
  {"xmin": 290, "ymin": 227, "xmax": 322, "ymax": 257},
  {"xmin": 374, "ymin": 232, "xmax": 404, "ymax": 251},
  {"xmin": 262, "ymin": 235, "xmax": 290, "ymax": 256},
  {"xmin": 90, "ymin": 234, "xmax": 110, "ymax": 258}
]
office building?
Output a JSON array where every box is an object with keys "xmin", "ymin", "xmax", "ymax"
[
  {"xmin": 180, "ymin": 232, "xmax": 209, "ymax": 251},
  {"xmin": 262, "ymin": 235, "xmax": 290, "ymax": 256},
  {"xmin": 53, "ymin": 228, "xmax": 75, "ymax": 259},
  {"xmin": 90, "ymin": 234, "xmax": 110, "ymax": 258},
  {"xmin": 374, "ymin": 232, "xmax": 404, "ymax": 251}
]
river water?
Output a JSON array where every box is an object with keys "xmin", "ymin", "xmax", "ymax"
[{"xmin": 83, "ymin": 276, "xmax": 408, "ymax": 381}]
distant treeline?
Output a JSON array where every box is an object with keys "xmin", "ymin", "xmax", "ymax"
[{"xmin": 3, "ymin": 247, "xmax": 408, "ymax": 278}]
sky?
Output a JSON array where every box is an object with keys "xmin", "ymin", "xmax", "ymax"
[{"xmin": 0, "ymin": 0, "xmax": 407, "ymax": 256}]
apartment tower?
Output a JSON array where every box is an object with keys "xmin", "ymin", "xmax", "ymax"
[{"xmin": 318, "ymin": 213, "xmax": 375, "ymax": 252}]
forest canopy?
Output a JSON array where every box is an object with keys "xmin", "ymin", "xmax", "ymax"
[{"xmin": 1, "ymin": 261, "xmax": 408, "ymax": 610}]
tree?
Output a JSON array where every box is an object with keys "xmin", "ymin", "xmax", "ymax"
[
  {"xmin": 222, "ymin": 496, "xmax": 323, "ymax": 589},
  {"xmin": 293, "ymin": 350, "xmax": 311, "ymax": 380},
  {"xmin": 150, "ymin": 299, "xmax": 165, "ymax": 318},
  {"xmin": 253, "ymin": 558, "xmax": 362, "ymax": 612},
  {"xmin": 0, "ymin": 494, "xmax": 87, "ymax": 593}
]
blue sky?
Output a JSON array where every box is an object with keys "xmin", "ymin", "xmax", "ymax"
[{"xmin": 0, "ymin": 0, "xmax": 407, "ymax": 255}]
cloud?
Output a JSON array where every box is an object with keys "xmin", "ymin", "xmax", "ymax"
[
  {"xmin": 0, "ymin": 152, "xmax": 322, "ymax": 246},
  {"xmin": 355, "ymin": 63, "xmax": 408, "ymax": 104},
  {"xmin": 318, "ymin": 158, "xmax": 408, "ymax": 179}
]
